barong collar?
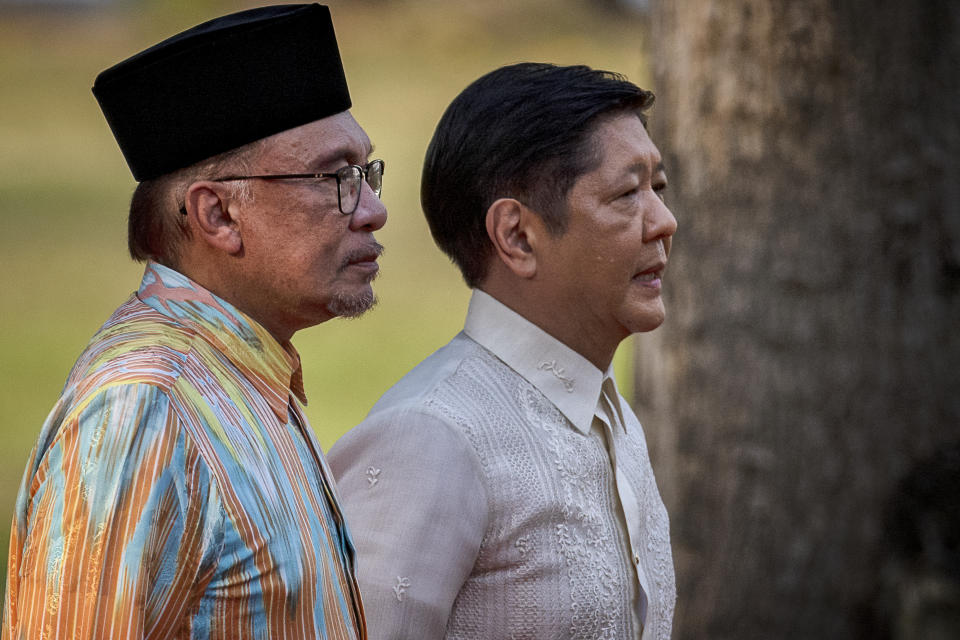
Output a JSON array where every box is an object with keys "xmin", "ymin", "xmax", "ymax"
[{"xmin": 464, "ymin": 288, "xmax": 627, "ymax": 435}]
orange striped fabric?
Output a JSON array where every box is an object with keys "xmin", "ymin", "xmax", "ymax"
[{"xmin": 3, "ymin": 262, "xmax": 366, "ymax": 639}]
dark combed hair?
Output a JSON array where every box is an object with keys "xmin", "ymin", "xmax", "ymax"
[{"xmin": 421, "ymin": 62, "xmax": 655, "ymax": 287}]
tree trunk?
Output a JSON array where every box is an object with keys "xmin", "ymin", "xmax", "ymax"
[{"xmin": 639, "ymin": 1, "xmax": 960, "ymax": 637}]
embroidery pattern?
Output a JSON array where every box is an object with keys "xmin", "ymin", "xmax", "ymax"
[
  {"xmin": 393, "ymin": 576, "xmax": 410, "ymax": 602},
  {"xmin": 521, "ymin": 385, "xmax": 624, "ymax": 639},
  {"xmin": 422, "ymin": 348, "xmax": 666, "ymax": 638},
  {"xmin": 365, "ymin": 466, "xmax": 381, "ymax": 487},
  {"xmin": 537, "ymin": 360, "xmax": 575, "ymax": 392},
  {"xmin": 515, "ymin": 535, "xmax": 530, "ymax": 557}
]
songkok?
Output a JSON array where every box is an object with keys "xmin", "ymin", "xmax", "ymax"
[{"xmin": 92, "ymin": 3, "xmax": 351, "ymax": 182}]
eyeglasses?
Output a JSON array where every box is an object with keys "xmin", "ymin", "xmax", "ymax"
[{"xmin": 212, "ymin": 159, "xmax": 385, "ymax": 215}]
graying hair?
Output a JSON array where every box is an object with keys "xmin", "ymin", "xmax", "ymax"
[{"xmin": 128, "ymin": 138, "xmax": 265, "ymax": 266}]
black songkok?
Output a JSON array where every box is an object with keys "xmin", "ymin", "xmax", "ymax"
[{"xmin": 92, "ymin": 3, "xmax": 351, "ymax": 182}]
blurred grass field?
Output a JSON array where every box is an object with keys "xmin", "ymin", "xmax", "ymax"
[{"xmin": 0, "ymin": 0, "xmax": 649, "ymax": 597}]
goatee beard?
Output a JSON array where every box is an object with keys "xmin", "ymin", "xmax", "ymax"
[{"xmin": 327, "ymin": 290, "xmax": 377, "ymax": 318}]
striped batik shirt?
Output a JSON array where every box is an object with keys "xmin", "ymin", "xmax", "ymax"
[{"xmin": 3, "ymin": 262, "xmax": 365, "ymax": 640}]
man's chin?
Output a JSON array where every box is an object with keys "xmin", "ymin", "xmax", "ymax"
[
  {"xmin": 624, "ymin": 301, "xmax": 666, "ymax": 334},
  {"xmin": 326, "ymin": 289, "xmax": 378, "ymax": 319}
]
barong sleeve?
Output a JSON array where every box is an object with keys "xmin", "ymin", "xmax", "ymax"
[
  {"xmin": 329, "ymin": 408, "xmax": 488, "ymax": 640},
  {"xmin": 4, "ymin": 383, "xmax": 223, "ymax": 640}
]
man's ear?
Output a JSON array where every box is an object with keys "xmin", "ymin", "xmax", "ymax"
[
  {"xmin": 485, "ymin": 197, "xmax": 539, "ymax": 279},
  {"xmin": 183, "ymin": 181, "xmax": 243, "ymax": 255}
]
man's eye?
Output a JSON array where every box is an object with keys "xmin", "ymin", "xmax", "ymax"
[{"xmin": 653, "ymin": 184, "xmax": 667, "ymax": 201}]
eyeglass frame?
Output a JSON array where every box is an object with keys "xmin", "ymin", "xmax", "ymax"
[{"xmin": 205, "ymin": 159, "xmax": 385, "ymax": 216}]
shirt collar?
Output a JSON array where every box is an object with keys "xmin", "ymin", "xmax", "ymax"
[
  {"xmin": 136, "ymin": 262, "xmax": 306, "ymax": 420},
  {"xmin": 463, "ymin": 289, "xmax": 615, "ymax": 435},
  {"xmin": 599, "ymin": 375, "xmax": 629, "ymax": 434}
]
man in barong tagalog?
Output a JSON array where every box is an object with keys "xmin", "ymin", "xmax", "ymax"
[{"xmin": 330, "ymin": 62, "xmax": 678, "ymax": 640}]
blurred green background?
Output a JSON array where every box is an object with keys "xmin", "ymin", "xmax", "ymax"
[{"xmin": 0, "ymin": 0, "xmax": 650, "ymax": 597}]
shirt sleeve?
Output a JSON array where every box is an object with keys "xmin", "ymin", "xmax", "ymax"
[
  {"xmin": 4, "ymin": 382, "xmax": 223, "ymax": 640},
  {"xmin": 328, "ymin": 408, "xmax": 488, "ymax": 640}
]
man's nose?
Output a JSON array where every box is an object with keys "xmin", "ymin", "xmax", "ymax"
[
  {"xmin": 350, "ymin": 181, "xmax": 387, "ymax": 231},
  {"xmin": 646, "ymin": 197, "xmax": 677, "ymax": 242}
]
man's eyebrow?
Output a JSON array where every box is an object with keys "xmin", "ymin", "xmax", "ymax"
[
  {"xmin": 625, "ymin": 160, "xmax": 666, "ymax": 177},
  {"xmin": 306, "ymin": 142, "xmax": 374, "ymax": 169},
  {"xmin": 305, "ymin": 147, "xmax": 347, "ymax": 170}
]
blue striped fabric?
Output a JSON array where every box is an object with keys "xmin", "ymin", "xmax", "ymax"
[{"xmin": 3, "ymin": 262, "xmax": 365, "ymax": 639}]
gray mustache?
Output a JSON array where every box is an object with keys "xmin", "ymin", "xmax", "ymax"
[{"xmin": 340, "ymin": 242, "xmax": 385, "ymax": 270}]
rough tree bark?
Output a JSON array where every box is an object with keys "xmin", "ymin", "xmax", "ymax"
[{"xmin": 637, "ymin": 1, "xmax": 960, "ymax": 638}]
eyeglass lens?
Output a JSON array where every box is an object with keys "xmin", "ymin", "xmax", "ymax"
[{"xmin": 339, "ymin": 161, "xmax": 384, "ymax": 214}]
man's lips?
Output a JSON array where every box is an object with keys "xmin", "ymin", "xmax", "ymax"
[
  {"xmin": 635, "ymin": 238, "xmax": 669, "ymax": 285},
  {"xmin": 634, "ymin": 261, "xmax": 666, "ymax": 286},
  {"xmin": 341, "ymin": 242, "xmax": 384, "ymax": 273}
]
